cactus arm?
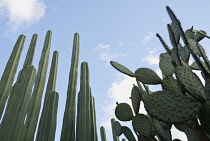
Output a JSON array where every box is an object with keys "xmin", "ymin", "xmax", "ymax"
[
  {"xmin": 0, "ymin": 35, "xmax": 25, "ymax": 118},
  {"xmin": 156, "ymin": 33, "xmax": 171, "ymax": 54},
  {"xmin": 111, "ymin": 118, "xmax": 120, "ymax": 141},
  {"xmin": 36, "ymin": 51, "xmax": 59, "ymax": 141},
  {"xmin": 23, "ymin": 34, "xmax": 37, "ymax": 68},
  {"xmin": 60, "ymin": 33, "xmax": 80, "ymax": 141},
  {"xmin": 0, "ymin": 66, "xmax": 36, "ymax": 140},
  {"xmin": 36, "ymin": 91, "xmax": 59, "ymax": 141},
  {"xmin": 22, "ymin": 30, "xmax": 52, "ymax": 141},
  {"xmin": 166, "ymin": 6, "xmax": 188, "ymax": 46},
  {"xmin": 100, "ymin": 126, "xmax": 107, "ymax": 141}
]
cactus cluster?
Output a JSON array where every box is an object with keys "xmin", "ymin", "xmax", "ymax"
[
  {"xmin": 0, "ymin": 31, "xmax": 99, "ymax": 141},
  {"xmin": 110, "ymin": 6, "xmax": 210, "ymax": 141}
]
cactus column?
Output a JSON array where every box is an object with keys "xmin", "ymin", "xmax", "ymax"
[
  {"xmin": 60, "ymin": 33, "xmax": 80, "ymax": 141},
  {"xmin": 22, "ymin": 30, "xmax": 52, "ymax": 141},
  {"xmin": 36, "ymin": 51, "xmax": 59, "ymax": 141},
  {"xmin": 76, "ymin": 62, "xmax": 98, "ymax": 141},
  {"xmin": 0, "ymin": 34, "xmax": 37, "ymax": 141},
  {"xmin": 0, "ymin": 35, "xmax": 25, "ymax": 119}
]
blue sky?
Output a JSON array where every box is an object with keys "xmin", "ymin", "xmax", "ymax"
[{"xmin": 1, "ymin": 0, "xmax": 210, "ymax": 140}]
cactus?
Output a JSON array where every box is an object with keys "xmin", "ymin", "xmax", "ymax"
[
  {"xmin": 36, "ymin": 51, "xmax": 59, "ymax": 141},
  {"xmin": 110, "ymin": 5, "xmax": 210, "ymax": 141},
  {"xmin": 0, "ymin": 31, "xmax": 99, "ymax": 141},
  {"xmin": 100, "ymin": 126, "xmax": 107, "ymax": 141},
  {"xmin": 111, "ymin": 118, "xmax": 120, "ymax": 141},
  {"xmin": 0, "ymin": 35, "xmax": 25, "ymax": 119},
  {"xmin": 23, "ymin": 30, "xmax": 52, "ymax": 141},
  {"xmin": 60, "ymin": 33, "xmax": 80, "ymax": 141}
]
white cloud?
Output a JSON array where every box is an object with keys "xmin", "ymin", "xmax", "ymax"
[
  {"xmin": 93, "ymin": 43, "xmax": 127, "ymax": 65},
  {"xmin": 0, "ymin": 0, "xmax": 46, "ymax": 32},
  {"xmin": 142, "ymin": 32, "xmax": 155, "ymax": 44},
  {"xmin": 141, "ymin": 47, "xmax": 160, "ymax": 65}
]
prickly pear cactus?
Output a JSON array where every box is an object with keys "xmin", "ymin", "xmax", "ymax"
[
  {"xmin": 115, "ymin": 102, "xmax": 133, "ymax": 121},
  {"xmin": 110, "ymin": 5, "xmax": 210, "ymax": 141}
]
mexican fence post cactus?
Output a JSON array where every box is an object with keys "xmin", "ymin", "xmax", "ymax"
[
  {"xmin": 22, "ymin": 30, "xmax": 52, "ymax": 141},
  {"xmin": 0, "ymin": 35, "xmax": 25, "ymax": 119},
  {"xmin": 60, "ymin": 33, "xmax": 80, "ymax": 141},
  {"xmin": 36, "ymin": 51, "xmax": 59, "ymax": 141}
]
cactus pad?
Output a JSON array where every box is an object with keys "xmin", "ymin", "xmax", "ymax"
[
  {"xmin": 161, "ymin": 76, "xmax": 181, "ymax": 93},
  {"xmin": 159, "ymin": 53, "xmax": 174, "ymax": 76},
  {"xmin": 113, "ymin": 121, "xmax": 122, "ymax": 136},
  {"xmin": 110, "ymin": 61, "xmax": 135, "ymax": 77},
  {"xmin": 175, "ymin": 65, "xmax": 207, "ymax": 103},
  {"xmin": 121, "ymin": 126, "xmax": 136, "ymax": 141},
  {"xmin": 198, "ymin": 101, "xmax": 210, "ymax": 135},
  {"xmin": 144, "ymin": 90, "xmax": 201, "ymax": 123},
  {"xmin": 132, "ymin": 114, "xmax": 152, "ymax": 137},
  {"xmin": 135, "ymin": 68, "xmax": 163, "ymax": 84},
  {"xmin": 130, "ymin": 85, "xmax": 141, "ymax": 114},
  {"xmin": 115, "ymin": 103, "xmax": 133, "ymax": 121},
  {"xmin": 180, "ymin": 46, "xmax": 190, "ymax": 63},
  {"xmin": 194, "ymin": 30, "xmax": 207, "ymax": 42}
]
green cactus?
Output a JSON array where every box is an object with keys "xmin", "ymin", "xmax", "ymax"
[
  {"xmin": 100, "ymin": 126, "xmax": 107, "ymax": 141},
  {"xmin": 111, "ymin": 118, "xmax": 120, "ymax": 141},
  {"xmin": 110, "ymin": 6, "xmax": 210, "ymax": 140},
  {"xmin": 0, "ymin": 35, "xmax": 25, "ymax": 119},
  {"xmin": 115, "ymin": 103, "xmax": 133, "ymax": 121},
  {"xmin": 130, "ymin": 85, "xmax": 141, "ymax": 114},
  {"xmin": 132, "ymin": 114, "xmax": 152, "ymax": 137},
  {"xmin": 135, "ymin": 68, "xmax": 163, "ymax": 84},
  {"xmin": 36, "ymin": 51, "xmax": 59, "ymax": 141},
  {"xmin": 22, "ymin": 30, "xmax": 52, "ymax": 141},
  {"xmin": 60, "ymin": 33, "xmax": 80, "ymax": 141}
]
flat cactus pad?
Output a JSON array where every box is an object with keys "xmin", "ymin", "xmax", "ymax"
[{"xmin": 144, "ymin": 90, "xmax": 201, "ymax": 123}]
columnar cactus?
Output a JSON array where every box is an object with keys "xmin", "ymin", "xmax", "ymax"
[
  {"xmin": 0, "ymin": 31, "xmax": 99, "ymax": 141},
  {"xmin": 110, "ymin": 6, "xmax": 210, "ymax": 141},
  {"xmin": 36, "ymin": 51, "xmax": 59, "ymax": 141},
  {"xmin": 0, "ymin": 35, "xmax": 25, "ymax": 119},
  {"xmin": 23, "ymin": 30, "xmax": 52, "ymax": 141},
  {"xmin": 60, "ymin": 33, "xmax": 80, "ymax": 141}
]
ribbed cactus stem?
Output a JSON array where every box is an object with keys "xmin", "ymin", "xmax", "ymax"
[
  {"xmin": 61, "ymin": 33, "xmax": 80, "ymax": 141},
  {"xmin": 0, "ymin": 35, "xmax": 25, "ymax": 119},
  {"xmin": 22, "ymin": 30, "xmax": 52, "ymax": 141},
  {"xmin": 111, "ymin": 118, "xmax": 120, "ymax": 141},
  {"xmin": 23, "ymin": 34, "xmax": 37, "ymax": 68},
  {"xmin": 36, "ymin": 91, "xmax": 59, "ymax": 141},
  {"xmin": 90, "ymin": 95, "xmax": 98, "ymax": 141},
  {"xmin": 0, "ymin": 66, "xmax": 36, "ymax": 141},
  {"xmin": 100, "ymin": 126, "xmax": 107, "ymax": 141},
  {"xmin": 36, "ymin": 51, "xmax": 59, "ymax": 141},
  {"xmin": 76, "ymin": 62, "xmax": 91, "ymax": 141}
]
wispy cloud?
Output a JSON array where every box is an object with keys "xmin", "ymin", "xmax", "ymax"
[
  {"xmin": 141, "ymin": 47, "xmax": 160, "ymax": 65},
  {"xmin": 142, "ymin": 32, "xmax": 155, "ymax": 44},
  {"xmin": 0, "ymin": 0, "xmax": 46, "ymax": 32},
  {"xmin": 93, "ymin": 43, "xmax": 127, "ymax": 65}
]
